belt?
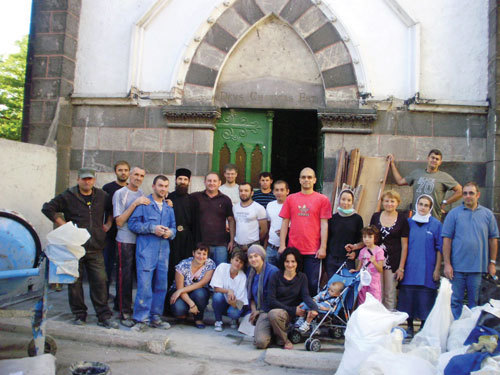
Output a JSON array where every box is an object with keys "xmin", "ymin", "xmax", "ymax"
[{"xmin": 267, "ymin": 243, "xmax": 279, "ymax": 251}]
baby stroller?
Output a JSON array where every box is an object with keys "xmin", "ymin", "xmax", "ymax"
[{"xmin": 288, "ymin": 261, "xmax": 361, "ymax": 352}]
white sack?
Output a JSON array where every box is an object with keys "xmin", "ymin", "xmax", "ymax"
[
  {"xmin": 436, "ymin": 347, "xmax": 468, "ymax": 375},
  {"xmin": 360, "ymin": 347, "xmax": 436, "ymax": 375},
  {"xmin": 410, "ymin": 278, "xmax": 454, "ymax": 352},
  {"xmin": 46, "ymin": 221, "xmax": 89, "ymax": 259},
  {"xmin": 335, "ymin": 293, "xmax": 408, "ymax": 375},
  {"xmin": 447, "ymin": 306, "xmax": 479, "ymax": 351},
  {"xmin": 44, "ymin": 244, "xmax": 80, "ymax": 277},
  {"xmin": 471, "ymin": 356, "xmax": 500, "ymax": 374}
]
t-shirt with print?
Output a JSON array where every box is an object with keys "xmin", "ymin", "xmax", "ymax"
[
  {"xmin": 210, "ymin": 262, "xmax": 248, "ymax": 305},
  {"xmin": 220, "ymin": 184, "xmax": 240, "ymax": 205},
  {"xmin": 266, "ymin": 200, "xmax": 284, "ymax": 247},
  {"xmin": 404, "ymin": 169, "xmax": 458, "ymax": 220},
  {"xmin": 174, "ymin": 257, "xmax": 216, "ymax": 288},
  {"xmin": 279, "ymin": 191, "xmax": 332, "ymax": 255},
  {"xmin": 113, "ymin": 186, "xmax": 145, "ymax": 244},
  {"xmin": 233, "ymin": 201, "xmax": 266, "ymax": 245}
]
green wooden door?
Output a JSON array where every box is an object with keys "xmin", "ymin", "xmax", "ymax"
[{"xmin": 213, "ymin": 109, "xmax": 273, "ymax": 187}]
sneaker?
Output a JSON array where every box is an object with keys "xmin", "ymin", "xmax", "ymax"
[
  {"xmin": 214, "ymin": 321, "xmax": 223, "ymax": 332},
  {"xmin": 294, "ymin": 317, "xmax": 305, "ymax": 328},
  {"xmin": 150, "ymin": 316, "xmax": 171, "ymax": 330},
  {"xmin": 131, "ymin": 321, "xmax": 149, "ymax": 332},
  {"xmin": 72, "ymin": 316, "xmax": 86, "ymax": 326},
  {"xmin": 120, "ymin": 318, "xmax": 135, "ymax": 328},
  {"xmin": 298, "ymin": 321, "xmax": 310, "ymax": 334},
  {"xmin": 97, "ymin": 318, "xmax": 119, "ymax": 329},
  {"xmin": 230, "ymin": 319, "xmax": 238, "ymax": 329}
]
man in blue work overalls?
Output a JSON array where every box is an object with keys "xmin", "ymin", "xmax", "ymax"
[{"xmin": 128, "ymin": 175, "xmax": 176, "ymax": 331}]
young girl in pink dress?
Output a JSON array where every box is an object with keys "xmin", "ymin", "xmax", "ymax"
[{"xmin": 350, "ymin": 225, "xmax": 385, "ymax": 304}]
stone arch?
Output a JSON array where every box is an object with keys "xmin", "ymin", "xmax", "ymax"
[{"xmin": 180, "ymin": 0, "xmax": 363, "ymax": 108}]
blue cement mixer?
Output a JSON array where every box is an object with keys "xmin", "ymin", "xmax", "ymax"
[{"xmin": 0, "ymin": 209, "xmax": 56, "ymax": 356}]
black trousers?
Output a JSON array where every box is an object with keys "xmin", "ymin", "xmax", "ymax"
[
  {"xmin": 69, "ymin": 248, "xmax": 112, "ymax": 322},
  {"xmin": 114, "ymin": 242, "xmax": 136, "ymax": 317}
]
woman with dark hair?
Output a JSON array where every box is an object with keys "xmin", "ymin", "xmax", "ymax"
[
  {"xmin": 170, "ymin": 243, "xmax": 216, "ymax": 329},
  {"xmin": 246, "ymin": 244, "xmax": 279, "ymax": 349},
  {"xmin": 397, "ymin": 195, "xmax": 442, "ymax": 337},
  {"xmin": 267, "ymin": 247, "xmax": 318, "ymax": 350},
  {"xmin": 326, "ymin": 189, "xmax": 364, "ymax": 278},
  {"xmin": 370, "ymin": 190, "xmax": 409, "ymax": 310}
]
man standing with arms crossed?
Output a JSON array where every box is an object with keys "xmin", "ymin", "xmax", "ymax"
[
  {"xmin": 442, "ymin": 182, "xmax": 499, "ymax": 319},
  {"xmin": 265, "ymin": 180, "xmax": 290, "ymax": 266},
  {"xmin": 112, "ymin": 167, "xmax": 150, "ymax": 327},
  {"xmin": 388, "ymin": 149, "xmax": 462, "ymax": 220},
  {"xmin": 42, "ymin": 168, "xmax": 118, "ymax": 328},
  {"xmin": 233, "ymin": 182, "xmax": 268, "ymax": 251},
  {"xmin": 279, "ymin": 168, "xmax": 332, "ymax": 295},
  {"xmin": 128, "ymin": 175, "xmax": 176, "ymax": 331},
  {"xmin": 253, "ymin": 172, "xmax": 276, "ymax": 209},
  {"xmin": 191, "ymin": 172, "xmax": 235, "ymax": 265},
  {"xmin": 219, "ymin": 164, "xmax": 240, "ymax": 205}
]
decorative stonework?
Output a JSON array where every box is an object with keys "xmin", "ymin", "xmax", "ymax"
[
  {"xmin": 318, "ymin": 108, "xmax": 377, "ymax": 134},
  {"xmin": 161, "ymin": 105, "xmax": 221, "ymax": 130}
]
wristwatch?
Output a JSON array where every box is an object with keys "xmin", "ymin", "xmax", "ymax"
[
  {"xmin": 441, "ymin": 200, "xmax": 447, "ymax": 205},
  {"xmin": 490, "ymin": 259, "xmax": 497, "ymax": 264}
]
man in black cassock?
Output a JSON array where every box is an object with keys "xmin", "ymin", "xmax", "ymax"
[{"xmin": 167, "ymin": 168, "xmax": 196, "ymax": 286}]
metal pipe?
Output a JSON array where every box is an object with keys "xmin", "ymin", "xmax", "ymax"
[{"xmin": 0, "ymin": 268, "xmax": 40, "ymax": 279}]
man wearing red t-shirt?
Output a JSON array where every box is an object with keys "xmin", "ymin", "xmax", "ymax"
[{"xmin": 279, "ymin": 167, "xmax": 332, "ymax": 294}]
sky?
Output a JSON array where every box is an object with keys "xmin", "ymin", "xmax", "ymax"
[{"xmin": 0, "ymin": 0, "xmax": 32, "ymax": 56}]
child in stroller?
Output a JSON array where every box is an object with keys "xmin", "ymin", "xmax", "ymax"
[{"xmin": 288, "ymin": 262, "xmax": 360, "ymax": 351}]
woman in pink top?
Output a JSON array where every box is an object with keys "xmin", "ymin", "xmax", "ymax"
[{"xmin": 350, "ymin": 225, "xmax": 385, "ymax": 304}]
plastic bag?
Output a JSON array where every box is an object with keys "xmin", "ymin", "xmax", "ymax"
[
  {"xmin": 360, "ymin": 347, "xmax": 436, "ymax": 375},
  {"xmin": 471, "ymin": 356, "xmax": 500, "ymax": 374},
  {"xmin": 447, "ymin": 306, "xmax": 480, "ymax": 351},
  {"xmin": 410, "ymin": 278, "xmax": 454, "ymax": 352},
  {"xmin": 437, "ymin": 347, "xmax": 468, "ymax": 374},
  {"xmin": 336, "ymin": 293, "xmax": 408, "ymax": 375}
]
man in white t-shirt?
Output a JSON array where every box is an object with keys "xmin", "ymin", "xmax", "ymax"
[
  {"xmin": 265, "ymin": 180, "xmax": 290, "ymax": 266},
  {"xmin": 233, "ymin": 182, "xmax": 267, "ymax": 251},
  {"xmin": 219, "ymin": 163, "xmax": 240, "ymax": 204}
]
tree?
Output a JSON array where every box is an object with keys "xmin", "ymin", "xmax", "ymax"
[{"xmin": 0, "ymin": 35, "xmax": 28, "ymax": 141}]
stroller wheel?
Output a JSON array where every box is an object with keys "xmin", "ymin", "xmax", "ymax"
[
  {"xmin": 309, "ymin": 338, "xmax": 321, "ymax": 352},
  {"xmin": 288, "ymin": 328, "xmax": 302, "ymax": 344},
  {"xmin": 305, "ymin": 338, "xmax": 312, "ymax": 351},
  {"xmin": 329, "ymin": 327, "xmax": 345, "ymax": 339}
]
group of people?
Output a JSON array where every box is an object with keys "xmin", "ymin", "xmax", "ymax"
[{"xmin": 41, "ymin": 148, "xmax": 498, "ymax": 347}]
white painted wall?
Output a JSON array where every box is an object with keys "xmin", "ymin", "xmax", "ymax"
[
  {"xmin": 0, "ymin": 139, "xmax": 57, "ymax": 248},
  {"xmin": 73, "ymin": 0, "xmax": 488, "ymax": 103}
]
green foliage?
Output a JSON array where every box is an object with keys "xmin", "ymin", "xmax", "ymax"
[{"xmin": 0, "ymin": 35, "xmax": 28, "ymax": 141}]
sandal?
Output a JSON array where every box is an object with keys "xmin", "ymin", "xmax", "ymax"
[{"xmin": 284, "ymin": 341, "xmax": 294, "ymax": 350}]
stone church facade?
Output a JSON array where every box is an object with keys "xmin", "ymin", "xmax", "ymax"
[{"xmin": 22, "ymin": 0, "xmax": 499, "ymax": 220}]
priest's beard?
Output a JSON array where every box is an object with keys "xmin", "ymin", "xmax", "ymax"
[{"xmin": 175, "ymin": 184, "xmax": 189, "ymax": 195}]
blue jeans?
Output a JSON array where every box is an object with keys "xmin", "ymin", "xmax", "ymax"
[
  {"xmin": 266, "ymin": 245, "xmax": 279, "ymax": 267},
  {"xmin": 212, "ymin": 292, "xmax": 244, "ymax": 321},
  {"xmin": 450, "ymin": 272, "xmax": 482, "ymax": 319},
  {"xmin": 209, "ymin": 246, "xmax": 228, "ymax": 266},
  {"xmin": 303, "ymin": 255, "xmax": 322, "ymax": 296},
  {"xmin": 170, "ymin": 288, "xmax": 210, "ymax": 321}
]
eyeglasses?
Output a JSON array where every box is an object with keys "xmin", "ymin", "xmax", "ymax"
[{"xmin": 462, "ymin": 191, "xmax": 476, "ymax": 196}]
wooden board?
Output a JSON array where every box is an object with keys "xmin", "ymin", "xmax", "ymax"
[
  {"xmin": 356, "ymin": 157, "xmax": 391, "ymax": 225},
  {"xmin": 331, "ymin": 147, "xmax": 346, "ymax": 205},
  {"xmin": 346, "ymin": 148, "xmax": 360, "ymax": 187}
]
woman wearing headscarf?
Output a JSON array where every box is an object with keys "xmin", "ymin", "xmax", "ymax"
[
  {"xmin": 246, "ymin": 244, "xmax": 279, "ymax": 349},
  {"xmin": 326, "ymin": 189, "xmax": 364, "ymax": 278},
  {"xmin": 397, "ymin": 194, "xmax": 442, "ymax": 337}
]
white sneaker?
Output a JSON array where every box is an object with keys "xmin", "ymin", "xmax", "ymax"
[
  {"xmin": 230, "ymin": 319, "xmax": 238, "ymax": 329},
  {"xmin": 214, "ymin": 321, "xmax": 223, "ymax": 332},
  {"xmin": 298, "ymin": 321, "xmax": 310, "ymax": 334},
  {"xmin": 294, "ymin": 317, "xmax": 305, "ymax": 328}
]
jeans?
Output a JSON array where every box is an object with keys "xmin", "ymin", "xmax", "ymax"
[
  {"xmin": 266, "ymin": 245, "xmax": 279, "ymax": 267},
  {"xmin": 212, "ymin": 292, "xmax": 244, "ymax": 321},
  {"xmin": 69, "ymin": 248, "xmax": 112, "ymax": 322},
  {"xmin": 450, "ymin": 272, "xmax": 482, "ymax": 319},
  {"xmin": 170, "ymin": 288, "xmax": 210, "ymax": 321},
  {"xmin": 209, "ymin": 246, "xmax": 228, "ymax": 266},
  {"xmin": 303, "ymin": 255, "xmax": 322, "ymax": 296},
  {"xmin": 114, "ymin": 242, "xmax": 135, "ymax": 317}
]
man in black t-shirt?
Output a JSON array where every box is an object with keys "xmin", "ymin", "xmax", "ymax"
[{"xmin": 102, "ymin": 160, "xmax": 130, "ymax": 295}]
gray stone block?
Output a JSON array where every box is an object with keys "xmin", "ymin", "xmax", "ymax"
[
  {"xmin": 305, "ymin": 22, "xmax": 341, "ymax": 53},
  {"xmin": 99, "ymin": 128, "xmax": 129, "ymax": 150},
  {"xmin": 342, "ymin": 134, "xmax": 380, "ymax": 157},
  {"xmin": 33, "ymin": 34, "xmax": 65, "ymax": 54},
  {"xmin": 31, "ymin": 79, "xmax": 60, "ymax": 99},
  {"xmin": 255, "ymin": 0, "xmax": 288, "ymax": 15},
  {"xmin": 80, "ymin": 150, "xmax": 113, "ymax": 172},
  {"xmin": 63, "ymin": 35, "xmax": 77, "ymax": 59},
  {"xmin": 29, "ymin": 101, "xmax": 44, "ymax": 123},
  {"xmin": 380, "ymin": 135, "xmax": 415, "ymax": 160},
  {"xmin": 68, "ymin": 0, "xmax": 82, "ymax": 14},
  {"xmin": 130, "ymin": 129, "xmax": 161, "ymax": 151},
  {"xmin": 322, "ymin": 63, "xmax": 356, "ymax": 89},
  {"xmin": 185, "ymin": 63, "xmax": 218, "ymax": 88},
  {"xmin": 440, "ymin": 162, "xmax": 486, "ymax": 186},
  {"xmin": 204, "ymin": 23, "xmax": 237, "ymax": 53},
  {"xmin": 397, "ymin": 111, "xmax": 432, "ymax": 136},
  {"xmin": 73, "ymin": 106, "xmax": 146, "ymax": 128},
  {"xmin": 51, "ymin": 12, "xmax": 67, "ymax": 32},
  {"xmin": 37, "ymin": 0, "xmax": 68, "ymax": 11},
  {"xmin": 147, "ymin": 107, "xmax": 167, "ymax": 128},
  {"xmin": 315, "ymin": 42, "xmax": 350, "ymax": 72},
  {"xmin": 323, "ymin": 157, "xmax": 336, "ymax": 182},
  {"xmin": 433, "ymin": 113, "xmax": 487, "ymax": 138},
  {"xmin": 175, "ymin": 153, "xmax": 196, "ymax": 173},
  {"xmin": 32, "ymin": 57, "xmax": 47, "ymax": 78},
  {"xmin": 163, "ymin": 128, "xmax": 194, "ymax": 153},
  {"xmin": 33, "ymin": 11, "xmax": 50, "ymax": 33},
  {"xmin": 70, "ymin": 149, "xmax": 83, "ymax": 170},
  {"xmin": 294, "ymin": 6, "xmax": 328, "ymax": 39},
  {"xmin": 44, "ymin": 101, "xmax": 58, "ymax": 122},
  {"xmin": 372, "ymin": 111, "xmax": 396, "ymax": 135},
  {"xmin": 59, "ymin": 79, "xmax": 74, "ymax": 97},
  {"xmin": 144, "ymin": 152, "xmax": 175, "ymax": 175},
  {"xmin": 183, "ymin": 84, "xmax": 214, "ymax": 105},
  {"xmin": 47, "ymin": 56, "xmax": 62, "ymax": 77},
  {"xmin": 195, "ymin": 153, "xmax": 210, "ymax": 175},
  {"xmin": 112, "ymin": 151, "xmax": 143, "ymax": 169},
  {"xmin": 61, "ymin": 56, "xmax": 76, "ymax": 81},
  {"xmin": 216, "ymin": 7, "xmax": 249, "ymax": 39},
  {"xmin": 279, "ymin": 0, "xmax": 313, "ymax": 24},
  {"xmin": 233, "ymin": 0, "xmax": 265, "ymax": 25},
  {"xmin": 193, "ymin": 42, "xmax": 226, "ymax": 71},
  {"xmin": 193, "ymin": 129, "xmax": 214, "ymax": 153},
  {"xmin": 27, "ymin": 124, "xmax": 51, "ymax": 145},
  {"xmin": 65, "ymin": 13, "xmax": 80, "ymax": 38}
]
